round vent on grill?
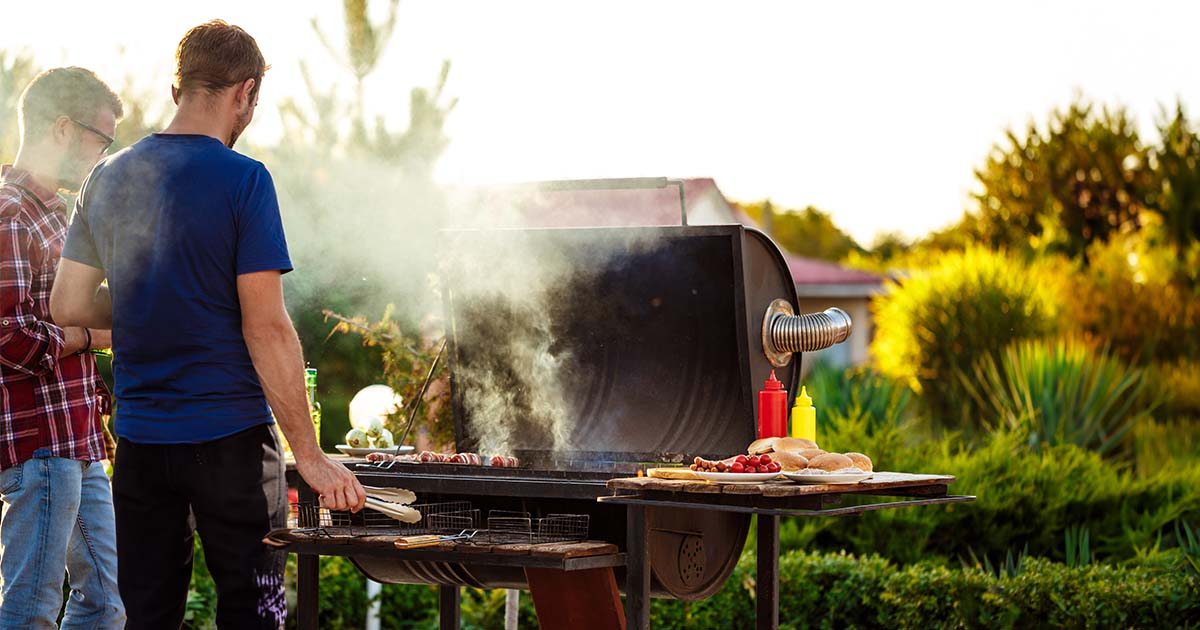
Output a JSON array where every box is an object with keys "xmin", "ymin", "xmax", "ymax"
[{"xmin": 678, "ymin": 535, "xmax": 706, "ymax": 588}]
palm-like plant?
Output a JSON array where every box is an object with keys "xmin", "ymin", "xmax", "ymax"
[{"xmin": 962, "ymin": 338, "xmax": 1155, "ymax": 457}]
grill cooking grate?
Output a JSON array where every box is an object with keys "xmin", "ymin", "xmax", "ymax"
[{"xmin": 287, "ymin": 501, "xmax": 588, "ymax": 544}]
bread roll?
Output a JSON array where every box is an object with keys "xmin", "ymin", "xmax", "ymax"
[
  {"xmin": 771, "ymin": 451, "xmax": 810, "ymax": 472},
  {"xmin": 798, "ymin": 448, "xmax": 827, "ymax": 460},
  {"xmin": 844, "ymin": 452, "xmax": 873, "ymax": 472},
  {"xmin": 747, "ymin": 436, "xmax": 820, "ymax": 455},
  {"xmin": 807, "ymin": 452, "xmax": 853, "ymax": 472}
]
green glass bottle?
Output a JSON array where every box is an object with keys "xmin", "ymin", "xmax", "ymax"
[{"xmin": 305, "ymin": 368, "xmax": 323, "ymax": 451}]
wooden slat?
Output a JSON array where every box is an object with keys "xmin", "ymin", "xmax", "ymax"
[
  {"xmin": 490, "ymin": 543, "xmax": 533, "ymax": 556},
  {"xmin": 530, "ymin": 541, "xmax": 619, "ymax": 559}
]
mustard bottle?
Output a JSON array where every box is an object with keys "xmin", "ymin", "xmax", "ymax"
[{"xmin": 791, "ymin": 386, "xmax": 816, "ymax": 442}]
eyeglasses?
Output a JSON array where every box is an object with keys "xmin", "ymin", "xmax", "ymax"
[{"xmin": 68, "ymin": 118, "xmax": 115, "ymax": 155}]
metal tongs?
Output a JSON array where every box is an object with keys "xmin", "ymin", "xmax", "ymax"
[
  {"xmin": 394, "ymin": 529, "xmax": 479, "ymax": 549},
  {"xmin": 362, "ymin": 486, "xmax": 421, "ymax": 523}
]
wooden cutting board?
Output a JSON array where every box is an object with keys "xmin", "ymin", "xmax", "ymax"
[{"xmin": 647, "ymin": 467, "xmax": 700, "ymax": 480}]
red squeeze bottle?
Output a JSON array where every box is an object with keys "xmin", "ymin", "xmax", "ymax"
[{"xmin": 758, "ymin": 370, "xmax": 788, "ymax": 439}]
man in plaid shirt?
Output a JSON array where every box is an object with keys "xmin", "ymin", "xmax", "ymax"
[{"xmin": 0, "ymin": 67, "xmax": 125, "ymax": 629}]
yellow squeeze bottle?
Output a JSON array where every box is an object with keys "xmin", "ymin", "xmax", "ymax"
[{"xmin": 791, "ymin": 386, "xmax": 816, "ymax": 442}]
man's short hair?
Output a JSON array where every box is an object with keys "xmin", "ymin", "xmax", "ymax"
[
  {"xmin": 175, "ymin": 20, "xmax": 269, "ymax": 99},
  {"xmin": 18, "ymin": 67, "xmax": 123, "ymax": 142}
]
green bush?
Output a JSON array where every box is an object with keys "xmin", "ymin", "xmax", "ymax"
[
  {"xmin": 650, "ymin": 550, "xmax": 1199, "ymax": 629},
  {"xmin": 806, "ymin": 361, "xmax": 912, "ymax": 436},
  {"xmin": 962, "ymin": 338, "xmax": 1154, "ymax": 457},
  {"xmin": 780, "ymin": 429, "xmax": 1200, "ymax": 565},
  {"xmin": 1056, "ymin": 233, "xmax": 1200, "ymax": 365},
  {"xmin": 1134, "ymin": 416, "xmax": 1200, "ymax": 476},
  {"xmin": 871, "ymin": 247, "xmax": 1059, "ymax": 432}
]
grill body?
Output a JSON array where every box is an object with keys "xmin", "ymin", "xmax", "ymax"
[{"xmin": 353, "ymin": 223, "xmax": 814, "ymax": 599}]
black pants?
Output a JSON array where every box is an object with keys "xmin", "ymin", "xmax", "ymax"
[{"xmin": 113, "ymin": 424, "xmax": 288, "ymax": 630}]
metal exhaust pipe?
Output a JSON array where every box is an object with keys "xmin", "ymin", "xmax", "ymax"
[{"xmin": 761, "ymin": 299, "xmax": 853, "ymax": 368}]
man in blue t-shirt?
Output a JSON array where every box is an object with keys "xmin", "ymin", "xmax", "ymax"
[{"xmin": 50, "ymin": 20, "xmax": 365, "ymax": 629}]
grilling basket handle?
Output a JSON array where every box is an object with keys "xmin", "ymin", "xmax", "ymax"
[{"xmin": 761, "ymin": 300, "xmax": 853, "ymax": 368}]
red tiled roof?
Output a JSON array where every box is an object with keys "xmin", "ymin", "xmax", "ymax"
[{"xmin": 459, "ymin": 177, "xmax": 882, "ymax": 287}]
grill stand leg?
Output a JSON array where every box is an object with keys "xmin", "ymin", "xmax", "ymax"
[
  {"xmin": 297, "ymin": 554, "xmax": 319, "ymax": 630},
  {"xmin": 439, "ymin": 585, "xmax": 460, "ymax": 629},
  {"xmin": 756, "ymin": 515, "xmax": 780, "ymax": 630},
  {"xmin": 625, "ymin": 505, "xmax": 650, "ymax": 630},
  {"xmin": 296, "ymin": 481, "xmax": 320, "ymax": 630}
]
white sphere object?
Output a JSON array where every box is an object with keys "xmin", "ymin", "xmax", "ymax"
[{"xmin": 349, "ymin": 385, "xmax": 402, "ymax": 430}]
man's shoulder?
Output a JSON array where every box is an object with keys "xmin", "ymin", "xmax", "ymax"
[{"xmin": 0, "ymin": 186, "xmax": 36, "ymax": 227}]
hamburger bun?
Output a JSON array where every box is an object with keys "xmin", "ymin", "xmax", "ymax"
[
  {"xmin": 747, "ymin": 436, "xmax": 820, "ymax": 455},
  {"xmin": 798, "ymin": 448, "xmax": 827, "ymax": 460},
  {"xmin": 844, "ymin": 452, "xmax": 873, "ymax": 472},
  {"xmin": 807, "ymin": 452, "xmax": 854, "ymax": 472},
  {"xmin": 771, "ymin": 451, "xmax": 810, "ymax": 472}
]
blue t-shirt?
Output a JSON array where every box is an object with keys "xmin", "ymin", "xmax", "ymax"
[{"xmin": 63, "ymin": 133, "xmax": 292, "ymax": 444}]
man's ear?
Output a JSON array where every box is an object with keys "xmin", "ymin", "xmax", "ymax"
[
  {"xmin": 51, "ymin": 115, "xmax": 73, "ymax": 146},
  {"xmin": 238, "ymin": 78, "xmax": 257, "ymax": 109},
  {"xmin": 171, "ymin": 85, "xmax": 181, "ymax": 105}
]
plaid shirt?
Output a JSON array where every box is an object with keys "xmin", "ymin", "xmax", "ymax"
[{"xmin": 0, "ymin": 165, "xmax": 105, "ymax": 470}]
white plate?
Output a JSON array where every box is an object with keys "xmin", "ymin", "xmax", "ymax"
[
  {"xmin": 782, "ymin": 471, "xmax": 873, "ymax": 485},
  {"xmin": 694, "ymin": 471, "xmax": 781, "ymax": 484},
  {"xmin": 335, "ymin": 444, "xmax": 416, "ymax": 457}
]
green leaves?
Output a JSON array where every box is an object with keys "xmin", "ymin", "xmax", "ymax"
[
  {"xmin": 871, "ymin": 247, "xmax": 1059, "ymax": 432},
  {"xmin": 963, "ymin": 338, "xmax": 1153, "ymax": 457}
]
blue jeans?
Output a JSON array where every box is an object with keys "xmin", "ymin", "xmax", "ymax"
[{"xmin": 0, "ymin": 451, "xmax": 125, "ymax": 630}]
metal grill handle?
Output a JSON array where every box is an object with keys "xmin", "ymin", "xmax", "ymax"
[{"xmin": 761, "ymin": 300, "xmax": 853, "ymax": 368}]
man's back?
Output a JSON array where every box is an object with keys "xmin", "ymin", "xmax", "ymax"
[{"xmin": 64, "ymin": 133, "xmax": 291, "ymax": 444}]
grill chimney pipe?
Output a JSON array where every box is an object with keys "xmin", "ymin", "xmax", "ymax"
[{"xmin": 761, "ymin": 299, "xmax": 853, "ymax": 368}]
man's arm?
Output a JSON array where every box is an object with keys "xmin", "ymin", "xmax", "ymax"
[
  {"xmin": 1, "ymin": 216, "xmax": 88, "ymax": 373},
  {"xmin": 50, "ymin": 258, "xmax": 112, "ymax": 330},
  {"xmin": 237, "ymin": 269, "xmax": 365, "ymax": 512}
]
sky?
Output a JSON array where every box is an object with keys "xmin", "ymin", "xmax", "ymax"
[{"xmin": 9, "ymin": 0, "xmax": 1200, "ymax": 243}]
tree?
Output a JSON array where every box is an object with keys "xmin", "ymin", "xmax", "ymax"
[
  {"xmin": 969, "ymin": 97, "xmax": 1158, "ymax": 260},
  {"xmin": 312, "ymin": 0, "xmax": 401, "ymax": 147},
  {"xmin": 737, "ymin": 200, "xmax": 862, "ymax": 261},
  {"xmin": 1152, "ymin": 103, "xmax": 1200, "ymax": 250}
]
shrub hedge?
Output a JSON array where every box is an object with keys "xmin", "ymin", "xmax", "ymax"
[{"xmin": 650, "ymin": 550, "xmax": 1200, "ymax": 630}]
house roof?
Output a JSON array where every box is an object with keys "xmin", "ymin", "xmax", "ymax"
[{"xmin": 455, "ymin": 177, "xmax": 883, "ymax": 294}]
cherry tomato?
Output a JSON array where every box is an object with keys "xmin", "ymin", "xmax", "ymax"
[
  {"xmin": 735, "ymin": 454, "xmax": 748, "ymax": 465},
  {"xmin": 759, "ymin": 454, "xmax": 772, "ymax": 465},
  {"xmin": 731, "ymin": 462, "xmax": 745, "ymax": 473},
  {"xmin": 748, "ymin": 455, "xmax": 761, "ymax": 467}
]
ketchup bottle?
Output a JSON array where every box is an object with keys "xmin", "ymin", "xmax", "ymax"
[{"xmin": 757, "ymin": 370, "xmax": 788, "ymax": 439}]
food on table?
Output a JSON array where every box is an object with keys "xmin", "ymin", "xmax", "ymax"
[
  {"xmin": 363, "ymin": 416, "xmax": 385, "ymax": 439},
  {"xmin": 806, "ymin": 452, "xmax": 854, "ymax": 472},
  {"xmin": 797, "ymin": 448, "xmax": 827, "ymax": 460},
  {"xmin": 690, "ymin": 455, "xmax": 781, "ymax": 474},
  {"xmin": 844, "ymin": 452, "xmax": 873, "ymax": 472},
  {"xmin": 344, "ymin": 428, "xmax": 369, "ymax": 448},
  {"xmin": 364, "ymin": 451, "xmax": 518, "ymax": 467},
  {"xmin": 375, "ymin": 429, "xmax": 395, "ymax": 449},
  {"xmin": 770, "ymin": 450, "xmax": 810, "ymax": 472},
  {"xmin": 747, "ymin": 436, "xmax": 818, "ymax": 455}
]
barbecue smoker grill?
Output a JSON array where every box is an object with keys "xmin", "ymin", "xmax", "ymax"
[
  {"xmin": 345, "ymin": 179, "xmax": 853, "ymax": 598},
  {"xmin": 284, "ymin": 179, "xmax": 974, "ymax": 629}
]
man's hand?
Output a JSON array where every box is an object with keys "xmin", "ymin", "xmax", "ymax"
[{"xmin": 294, "ymin": 452, "xmax": 366, "ymax": 512}]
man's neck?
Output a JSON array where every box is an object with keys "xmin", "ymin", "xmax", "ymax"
[
  {"xmin": 163, "ymin": 98, "xmax": 233, "ymax": 146},
  {"xmin": 9, "ymin": 145, "xmax": 59, "ymax": 193}
]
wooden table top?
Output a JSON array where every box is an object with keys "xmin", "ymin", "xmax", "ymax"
[{"xmin": 607, "ymin": 471, "xmax": 956, "ymax": 498}]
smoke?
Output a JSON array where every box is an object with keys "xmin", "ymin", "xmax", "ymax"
[
  {"xmin": 275, "ymin": 164, "xmax": 670, "ymax": 458},
  {"xmin": 439, "ymin": 186, "xmax": 666, "ymax": 458}
]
